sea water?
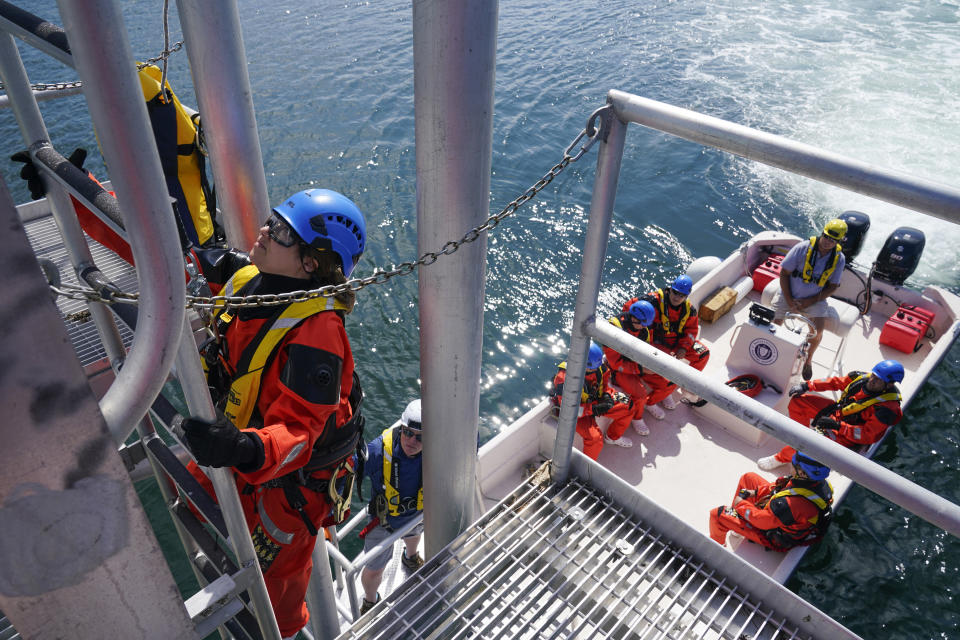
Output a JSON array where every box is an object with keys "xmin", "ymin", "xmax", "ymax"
[{"xmin": 3, "ymin": 1, "xmax": 958, "ymax": 637}]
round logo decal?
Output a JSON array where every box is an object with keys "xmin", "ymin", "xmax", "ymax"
[{"xmin": 748, "ymin": 338, "xmax": 779, "ymax": 366}]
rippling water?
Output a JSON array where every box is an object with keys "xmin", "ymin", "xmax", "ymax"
[{"xmin": 4, "ymin": 1, "xmax": 958, "ymax": 637}]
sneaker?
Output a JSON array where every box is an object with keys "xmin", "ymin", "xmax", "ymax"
[
  {"xmin": 757, "ymin": 455, "xmax": 782, "ymax": 471},
  {"xmin": 360, "ymin": 593, "xmax": 380, "ymax": 615},
  {"xmin": 646, "ymin": 403, "xmax": 666, "ymax": 420},
  {"xmin": 632, "ymin": 419, "xmax": 650, "ymax": 436},
  {"xmin": 604, "ymin": 434, "xmax": 633, "ymax": 448},
  {"xmin": 661, "ymin": 394, "xmax": 680, "ymax": 411},
  {"xmin": 401, "ymin": 550, "xmax": 424, "ymax": 572}
]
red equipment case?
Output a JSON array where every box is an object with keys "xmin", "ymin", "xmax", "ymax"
[
  {"xmin": 752, "ymin": 253, "xmax": 785, "ymax": 293},
  {"xmin": 879, "ymin": 305, "xmax": 936, "ymax": 353}
]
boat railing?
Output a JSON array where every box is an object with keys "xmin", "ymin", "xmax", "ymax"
[
  {"xmin": 0, "ymin": 2, "xmax": 299, "ymax": 638},
  {"xmin": 552, "ymin": 91, "xmax": 960, "ymax": 540}
]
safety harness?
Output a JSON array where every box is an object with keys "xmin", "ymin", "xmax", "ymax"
[
  {"xmin": 793, "ymin": 236, "xmax": 841, "ymax": 287},
  {"xmin": 760, "ymin": 478, "xmax": 834, "ymax": 549},
  {"xmin": 203, "ymin": 266, "xmax": 365, "ymax": 535}
]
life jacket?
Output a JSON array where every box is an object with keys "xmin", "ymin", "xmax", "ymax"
[
  {"xmin": 763, "ymin": 477, "xmax": 834, "ymax": 549},
  {"xmin": 654, "ymin": 289, "xmax": 692, "ymax": 343},
  {"xmin": 203, "ymin": 265, "xmax": 363, "ymax": 473},
  {"xmin": 554, "ymin": 361, "xmax": 608, "ymax": 404},
  {"xmin": 608, "ymin": 315, "xmax": 653, "ymax": 343},
  {"xmin": 137, "ymin": 64, "xmax": 217, "ymax": 247},
  {"xmin": 793, "ymin": 236, "xmax": 841, "ymax": 287},
  {"xmin": 814, "ymin": 372, "xmax": 902, "ymax": 425},
  {"xmin": 379, "ymin": 427, "xmax": 423, "ymax": 518}
]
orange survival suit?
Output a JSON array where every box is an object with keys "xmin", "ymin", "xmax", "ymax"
[
  {"xmin": 602, "ymin": 314, "xmax": 672, "ymax": 408},
  {"xmin": 550, "ymin": 361, "xmax": 641, "ymax": 459},
  {"xmin": 709, "ymin": 472, "xmax": 833, "ymax": 550},
  {"xmin": 773, "ymin": 371, "xmax": 903, "ymax": 464},
  {"xmin": 188, "ymin": 249, "xmax": 362, "ymax": 637}
]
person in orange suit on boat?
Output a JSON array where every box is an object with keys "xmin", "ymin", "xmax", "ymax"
[
  {"xmin": 758, "ymin": 360, "xmax": 904, "ymax": 471},
  {"xmin": 603, "ymin": 299, "xmax": 672, "ymax": 436},
  {"xmin": 624, "ymin": 275, "xmax": 710, "ymax": 417},
  {"xmin": 180, "ymin": 188, "xmax": 367, "ymax": 639},
  {"xmin": 550, "ymin": 342, "xmax": 644, "ymax": 457},
  {"xmin": 710, "ymin": 452, "xmax": 833, "ymax": 550}
]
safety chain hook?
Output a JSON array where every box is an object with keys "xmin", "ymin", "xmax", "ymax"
[{"xmin": 52, "ymin": 107, "xmax": 612, "ymax": 311}]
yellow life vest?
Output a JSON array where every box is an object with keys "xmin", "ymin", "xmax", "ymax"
[
  {"xmin": 381, "ymin": 427, "xmax": 423, "ymax": 517},
  {"xmin": 838, "ymin": 374, "xmax": 901, "ymax": 417},
  {"xmin": 769, "ymin": 481, "xmax": 833, "ymax": 525},
  {"xmin": 656, "ymin": 288, "xmax": 691, "ymax": 336},
  {"xmin": 608, "ymin": 315, "xmax": 653, "ymax": 343},
  {"xmin": 212, "ymin": 266, "xmax": 350, "ymax": 429},
  {"xmin": 558, "ymin": 361, "xmax": 607, "ymax": 403},
  {"xmin": 798, "ymin": 236, "xmax": 841, "ymax": 287},
  {"xmin": 137, "ymin": 64, "xmax": 215, "ymax": 246}
]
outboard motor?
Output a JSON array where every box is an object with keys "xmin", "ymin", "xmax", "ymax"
[
  {"xmin": 873, "ymin": 226, "xmax": 925, "ymax": 286},
  {"xmin": 839, "ymin": 210, "xmax": 870, "ymax": 261}
]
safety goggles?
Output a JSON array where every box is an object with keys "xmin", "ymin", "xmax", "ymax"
[
  {"xmin": 401, "ymin": 426, "xmax": 422, "ymax": 441},
  {"xmin": 265, "ymin": 213, "xmax": 300, "ymax": 247}
]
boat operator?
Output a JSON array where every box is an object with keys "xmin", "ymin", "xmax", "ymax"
[
  {"xmin": 768, "ymin": 218, "xmax": 848, "ymax": 380},
  {"xmin": 357, "ymin": 398, "xmax": 426, "ymax": 615},
  {"xmin": 180, "ymin": 188, "xmax": 367, "ymax": 639},
  {"xmin": 758, "ymin": 359, "xmax": 904, "ymax": 471},
  {"xmin": 603, "ymin": 299, "xmax": 671, "ymax": 436},
  {"xmin": 710, "ymin": 452, "xmax": 833, "ymax": 550},
  {"xmin": 550, "ymin": 342, "xmax": 644, "ymax": 456},
  {"xmin": 623, "ymin": 275, "xmax": 711, "ymax": 415}
]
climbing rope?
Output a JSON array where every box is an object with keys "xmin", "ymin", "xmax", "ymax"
[{"xmin": 52, "ymin": 106, "xmax": 614, "ymax": 311}]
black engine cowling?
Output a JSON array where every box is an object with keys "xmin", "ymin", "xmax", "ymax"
[{"xmin": 873, "ymin": 226, "xmax": 925, "ymax": 286}]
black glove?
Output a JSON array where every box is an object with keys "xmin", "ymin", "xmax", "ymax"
[
  {"xmin": 814, "ymin": 416, "xmax": 841, "ymax": 431},
  {"xmin": 788, "ymin": 383, "xmax": 809, "ymax": 398},
  {"xmin": 182, "ymin": 414, "xmax": 263, "ymax": 470},
  {"xmin": 593, "ymin": 393, "xmax": 615, "ymax": 416},
  {"xmin": 10, "ymin": 147, "xmax": 87, "ymax": 200}
]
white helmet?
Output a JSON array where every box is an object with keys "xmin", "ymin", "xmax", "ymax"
[{"xmin": 401, "ymin": 399, "xmax": 422, "ymax": 430}]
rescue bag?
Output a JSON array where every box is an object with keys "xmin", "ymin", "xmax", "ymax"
[{"xmin": 726, "ymin": 374, "xmax": 763, "ymax": 398}]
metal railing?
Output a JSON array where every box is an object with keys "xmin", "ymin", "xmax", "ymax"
[{"xmin": 552, "ymin": 90, "xmax": 960, "ymax": 539}]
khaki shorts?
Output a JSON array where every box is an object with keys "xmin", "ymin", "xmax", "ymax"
[{"xmin": 769, "ymin": 289, "xmax": 830, "ymax": 321}]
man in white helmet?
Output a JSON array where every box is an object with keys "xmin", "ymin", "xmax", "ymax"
[{"xmin": 357, "ymin": 399, "xmax": 425, "ymax": 614}]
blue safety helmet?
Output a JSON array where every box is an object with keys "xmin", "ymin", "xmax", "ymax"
[
  {"xmin": 272, "ymin": 189, "xmax": 367, "ymax": 277},
  {"xmin": 871, "ymin": 359, "xmax": 904, "ymax": 384},
  {"xmin": 670, "ymin": 274, "xmax": 693, "ymax": 296},
  {"xmin": 586, "ymin": 343, "xmax": 604, "ymax": 370},
  {"xmin": 628, "ymin": 300, "xmax": 656, "ymax": 326},
  {"xmin": 792, "ymin": 452, "xmax": 830, "ymax": 481}
]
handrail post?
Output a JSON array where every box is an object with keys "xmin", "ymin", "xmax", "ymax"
[
  {"xmin": 551, "ymin": 113, "xmax": 628, "ymax": 484},
  {"xmin": 304, "ymin": 535, "xmax": 340, "ymax": 639},
  {"xmin": 174, "ymin": 316, "xmax": 283, "ymax": 639},
  {"xmin": 175, "ymin": 0, "xmax": 269, "ymax": 250},
  {"xmin": 56, "ymin": 0, "xmax": 185, "ymax": 443}
]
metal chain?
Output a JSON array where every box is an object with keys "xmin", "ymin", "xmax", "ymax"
[
  {"xmin": 52, "ymin": 106, "xmax": 613, "ymax": 311},
  {"xmin": 0, "ymin": 43, "xmax": 185, "ymax": 93}
]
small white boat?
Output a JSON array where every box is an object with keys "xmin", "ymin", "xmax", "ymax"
[{"xmin": 474, "ymin": 227, "xmax": 960, "ymax": 583}]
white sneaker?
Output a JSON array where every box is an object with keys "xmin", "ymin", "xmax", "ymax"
[
  {"xmin": 757, "ymin": 455, "xmax": 782, "ymax": 471},
  {"xmin": 661, "ymin": 394, "xmax": 680, "ymax": 411},
  {"xmin": 632, "ymin": 419, "xmax": 650, "ymax": 436},
  {"xmin": 604, "ymin": 434, "xmax": 633, "ymax": 448},
  {"xmin": 646, "ymin": 403, "xmax": 666, "ymax": 420}
]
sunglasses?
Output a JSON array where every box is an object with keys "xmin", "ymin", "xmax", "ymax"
[
  {"xmin": 265, "ymin": 213, "xmax": 299, "ymax": 247},
  {"xmin": 401, "ymin": 425, "xmax": 422, "ymax": 441}
]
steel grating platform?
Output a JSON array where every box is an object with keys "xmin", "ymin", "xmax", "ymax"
[
  {"xmin": 342, "ymin": 469, "xmax": 814, "ymax": 640},
  {"xmin": 22, "ymin": 211, "xmax": 137, "ymax": 368}
]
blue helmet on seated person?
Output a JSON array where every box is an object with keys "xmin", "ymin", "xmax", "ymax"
[
  {"xmin": 670, "ymin": 274, "xmax": 693, "ymax": 296},
  {"xmin": 871, "ymin": 359, "xmax": 904, "ymax": 384},
  {"xmin": 586, "ymin": 342, "xmax": 604, "ymax": 370},
  {"xmin": 628, "ymin": 300, "xmax": 656, "ymax": 326},
  {"xmin": 273, "ymin": 188, "xmax": 367, "ymax": 277},
  {"xmin": 792, "ymin": 452, "xmax": 830, "ymax": 481}
]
